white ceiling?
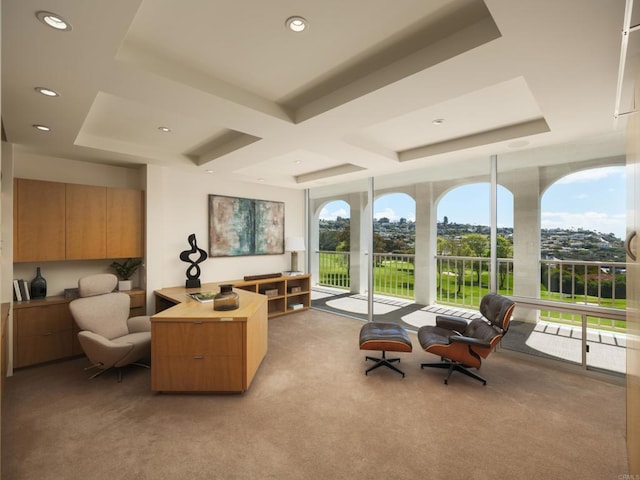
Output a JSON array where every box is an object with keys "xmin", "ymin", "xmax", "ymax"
[{"xmin": 2, "ymin": 0, "xmax": 638, "ymax": 189}]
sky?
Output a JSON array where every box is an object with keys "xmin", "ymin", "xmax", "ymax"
[{"xmin": 318, "ymin": 165, "xmax": 628, "ymax": 240}]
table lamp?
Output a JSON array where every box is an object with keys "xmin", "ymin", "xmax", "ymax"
[{"xmin": 285, "ymin": 236, "xmax": 305, "ymax": 273}]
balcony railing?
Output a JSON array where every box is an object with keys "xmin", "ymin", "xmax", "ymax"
[
  {"xmin": 317, "ymin": 251, "xmax": 416, "ymax": 298},
  {"xmin": 317, "ymin": 251, "xmax": 627, "ymax": 330},
  {"xmin": 538, "ymin": 258, "xmax": 627, "ymax": 331},
  {"xmin": 372, "ymin": 253, "xmax": 416, "ymax": 298},
  {"xmin": 317, "ymin": 251, "xmax": 350, "ymax": 289},
  {"xmin": 436, "ymin": 255, "xmax": 513, "ymax": 307}
]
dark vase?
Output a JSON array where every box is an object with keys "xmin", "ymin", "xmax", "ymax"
[
  {"xmin": 30, "ymin": 267, "xmax": 47, "ymax": 299},
  {"xmin": 213, "ymin": 284, "xmax": 239, "ymax": 311}
]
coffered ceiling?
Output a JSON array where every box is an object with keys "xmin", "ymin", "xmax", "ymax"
[{"xmin": 2, "ymin": 0, "xmax": 637, "ymax": 188}]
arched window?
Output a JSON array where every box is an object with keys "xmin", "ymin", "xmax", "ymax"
[
  {"xmin": 317, "ymin": 200, "xmax": 351, "ymax": 288},
  {"xmin": 436, "ymin": 183, "xmax": 513, "ymax": 306}
]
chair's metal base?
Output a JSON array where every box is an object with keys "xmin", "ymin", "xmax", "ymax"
[
  {"xmin": 421, "ymin": 360, "xmax": 487, "ymax": 385},
  {"xmin": 85, "ymin": 361, "xmax": 150, "ymax": 383},
  {"xmin": 364, "ymin": 351, "xmax": 405, "ymax": 377}
]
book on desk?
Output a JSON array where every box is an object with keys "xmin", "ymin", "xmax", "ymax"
[{"xmin": 188, "ymin": 291, "xmax": 216, "ymax": 303}]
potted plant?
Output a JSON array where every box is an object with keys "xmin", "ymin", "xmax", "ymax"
[{"xmin": 110, "ymin": 258, "xmax": 142, "ymax": 291}]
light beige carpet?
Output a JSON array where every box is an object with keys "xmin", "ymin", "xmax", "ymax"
[{"xmin": 1, "ymin": 309, "xmax": 629, "ymax": 479}]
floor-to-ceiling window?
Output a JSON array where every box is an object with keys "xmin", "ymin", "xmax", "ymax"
[
  {"xmin": 372, "ymin": 192, "xmax": 416, "ymax": 300},
  {"xmin": 317, "ymin": 200, "xmax": 351, "ymax": 289},
  {"xmin": 310, "ymin": 178, "xmax": 372, "ymax": 320},
  {"xmin": 498, "ymin": 159, "xmax": 627, "ymax": 374},
  {"xmin": 435, "ymin": 182, "xmax": 513, "ymax": 308},
  {"xmin": 308, "ymin": 154, "xmax": 628, "ymax": 374}
]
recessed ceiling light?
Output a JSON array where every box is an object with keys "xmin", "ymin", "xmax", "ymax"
[
  {"xmin": 33, "ymin": 124, "xmax": 51, "ymax": 132},
  {"xmin": 36, "ymin": 11, "xmax": 72, "ymax": 31},
  {"xmin": 35, "ymin": 87, "xmax": 59, "ymax": 97},
  {"xmin": 158, "ymin": 126, "xmax": 171, "ymax": 132},
  {"xmin": 285, "ymin": 16, "xmax": 307, "ymax": 32},
  {"xmin": 206, "ymin": 170, "xmax": 214, "ymax": 174},
  {"xmin": 432, "ymin": 118, "xmax": 445, "ymax": 125},
  {"xmin": 258, "ymin": 178, "xmax": 265, "ymax": 182}
]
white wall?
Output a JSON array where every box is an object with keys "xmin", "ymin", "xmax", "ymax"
[
  {"xmin": 1, "ymin": 142, "xmax": 13, "ymax": 304},
  {"xmin": 145, "ymin": 165, "xmax": 305, "ymax": 303},
  {"xmin": 12, "ymin": 150, "xmax": 146, "ymax": 295},
  {"xmin": 14, "ymin": 152, "xmax": 144, "ymax": 189}
]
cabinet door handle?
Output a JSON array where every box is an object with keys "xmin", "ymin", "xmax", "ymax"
[
  {"xmin": 41, "ymin": 332, "xmax": 54, "ymax": 336},
  {"xmin": 192, "ymin": 355, "xmax": 204, "ymax": 360},
  {"xmin": 192, "ymin": 321, "xmax": 204, "ymax": 325},
  {"xmin": 625, "ymin": 230, "xmax": 637, "ymax": 261}
]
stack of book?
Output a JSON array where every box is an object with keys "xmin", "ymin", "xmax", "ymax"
[
  {"xmin": 260, "ymin": 288, "xmax": 279, "ymax": 297},
  {"xmin": 13, "ymin": 279, "xmax": 30, "ymax": 301}
]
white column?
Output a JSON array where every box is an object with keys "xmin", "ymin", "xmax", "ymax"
[
  {"xmin": 144, "ymin": 164, "xmax": 167, "ymax": 315},
  {"xmin": 309, "ymin": 199, "xmax": 320, "ymax": 287},
  {"xmin": 509, "ymin": 167, "xmax": 541, "ymax": 322},
  {"xmin": 414, "ymin": 183, "xmax": 436, "ymax": 305},
  {"xmin": 348, "ymin": 192, "xmax": 366, "ymax": 294}
]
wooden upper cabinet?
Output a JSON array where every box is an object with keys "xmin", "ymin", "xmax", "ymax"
[
  {"xmin": 65, "ymin": 184, "xmax": 107, "ymax": 260},
  {"xmin": 14, "ymin": 179, "xmax": 145, "ymax": 263},
  {"xmin": 14, "ymin": 179, "xmax": 66, "ymax": 262},
  {"xmin": 106, "ymin": 187, "xmax": 144, "ymax": 258}
]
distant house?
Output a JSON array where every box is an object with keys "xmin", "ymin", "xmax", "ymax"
[{"xmin": 599, "ymin": 238, "xmax": 611, "ymax": 248}]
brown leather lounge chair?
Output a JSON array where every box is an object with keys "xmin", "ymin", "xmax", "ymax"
[{"xmin": 417, "ymin": 293, "xmax": 515, "ymax": 385}]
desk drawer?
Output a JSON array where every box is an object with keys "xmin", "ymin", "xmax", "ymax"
[
  {"xmin": 15, "ymin": 332, "xmax": 72, "ymax": 368},
  {"xmin": 16, "ymin": 303, "xmax": 71, "ymax": 336},
  {"xmin": 152, "ymin": 322, "xmax": 243, "ymax": 356},
  {"xmin": 128, "ymin": 291, "xmax": 145, "ymax": 309},
  {"xmin": 152, "ymin": 355, "xmax": 243, "ymax": 392}
]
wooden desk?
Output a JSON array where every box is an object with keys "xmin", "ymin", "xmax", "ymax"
[{"xmin": 151, "ymin": 287, "xmax": 267, "ymax": 393}]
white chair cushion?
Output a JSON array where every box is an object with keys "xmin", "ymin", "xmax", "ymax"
[
  {"xmin": 70, "ymin": 293, "xmax": 130, "ymax": 339},
  {"xmin": 78, "ymin": 273, "xmax": 118, "ymax": 297}
]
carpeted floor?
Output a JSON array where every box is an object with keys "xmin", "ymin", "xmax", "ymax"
[{"xmin": 1, "ymin": 309, "xmax": 629, "ymax": 479}]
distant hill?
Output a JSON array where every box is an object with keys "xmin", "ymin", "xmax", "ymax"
[{"xmin": 319, "ymin": 218, "xmax": 626, "ymax": 262}]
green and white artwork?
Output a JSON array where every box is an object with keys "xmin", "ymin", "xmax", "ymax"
[{"xmin": 208, "ymin": 194, "xmax": 284, "ymax": 257}]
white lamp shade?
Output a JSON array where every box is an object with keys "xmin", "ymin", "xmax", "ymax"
[{"xmin": 285, "ymin": 236, "xmax": 306, "ymax": 252}]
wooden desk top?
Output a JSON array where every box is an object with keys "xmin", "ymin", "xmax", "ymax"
[{"xmin": 152, "ymin": 285, "xmax": 265, "ymax": 322}]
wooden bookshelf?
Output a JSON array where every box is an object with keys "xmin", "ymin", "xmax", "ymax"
[
  {"xmin": 230, "ymin": 274, "xmax": 311, "ymax": 318},
  {"xmin": 155, "ymin": 275, "xmax": 311, "ymax": 319}
]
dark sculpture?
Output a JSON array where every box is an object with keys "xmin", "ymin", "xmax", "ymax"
[{"xmin": 180, "ymin": 233, "xmax": 208, "ymax": 288}]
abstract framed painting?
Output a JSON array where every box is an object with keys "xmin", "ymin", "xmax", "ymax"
[{"xmin": 208, "ymin": 194, "xmax": 284, "ymax": 257}]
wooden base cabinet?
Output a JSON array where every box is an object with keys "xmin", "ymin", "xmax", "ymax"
[
  {"xmin": 13, "ymin": 290, "xmax": 146, "ymax": 368},
  {"xmin": 152, "ymin": 322, "xmax": 245, "ymax": 392},
  {"xmin": 13, "ymin": 298, "xmax": 77, "ymax": 368},
  {"xmin": 151, "ymin": 289, "xmax": 268, "ymax": 393}
]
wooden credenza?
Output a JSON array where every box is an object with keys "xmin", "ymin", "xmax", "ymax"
[{"xmin": 151, "ymin": 287, "xmax": 268, "ymax": 393}]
